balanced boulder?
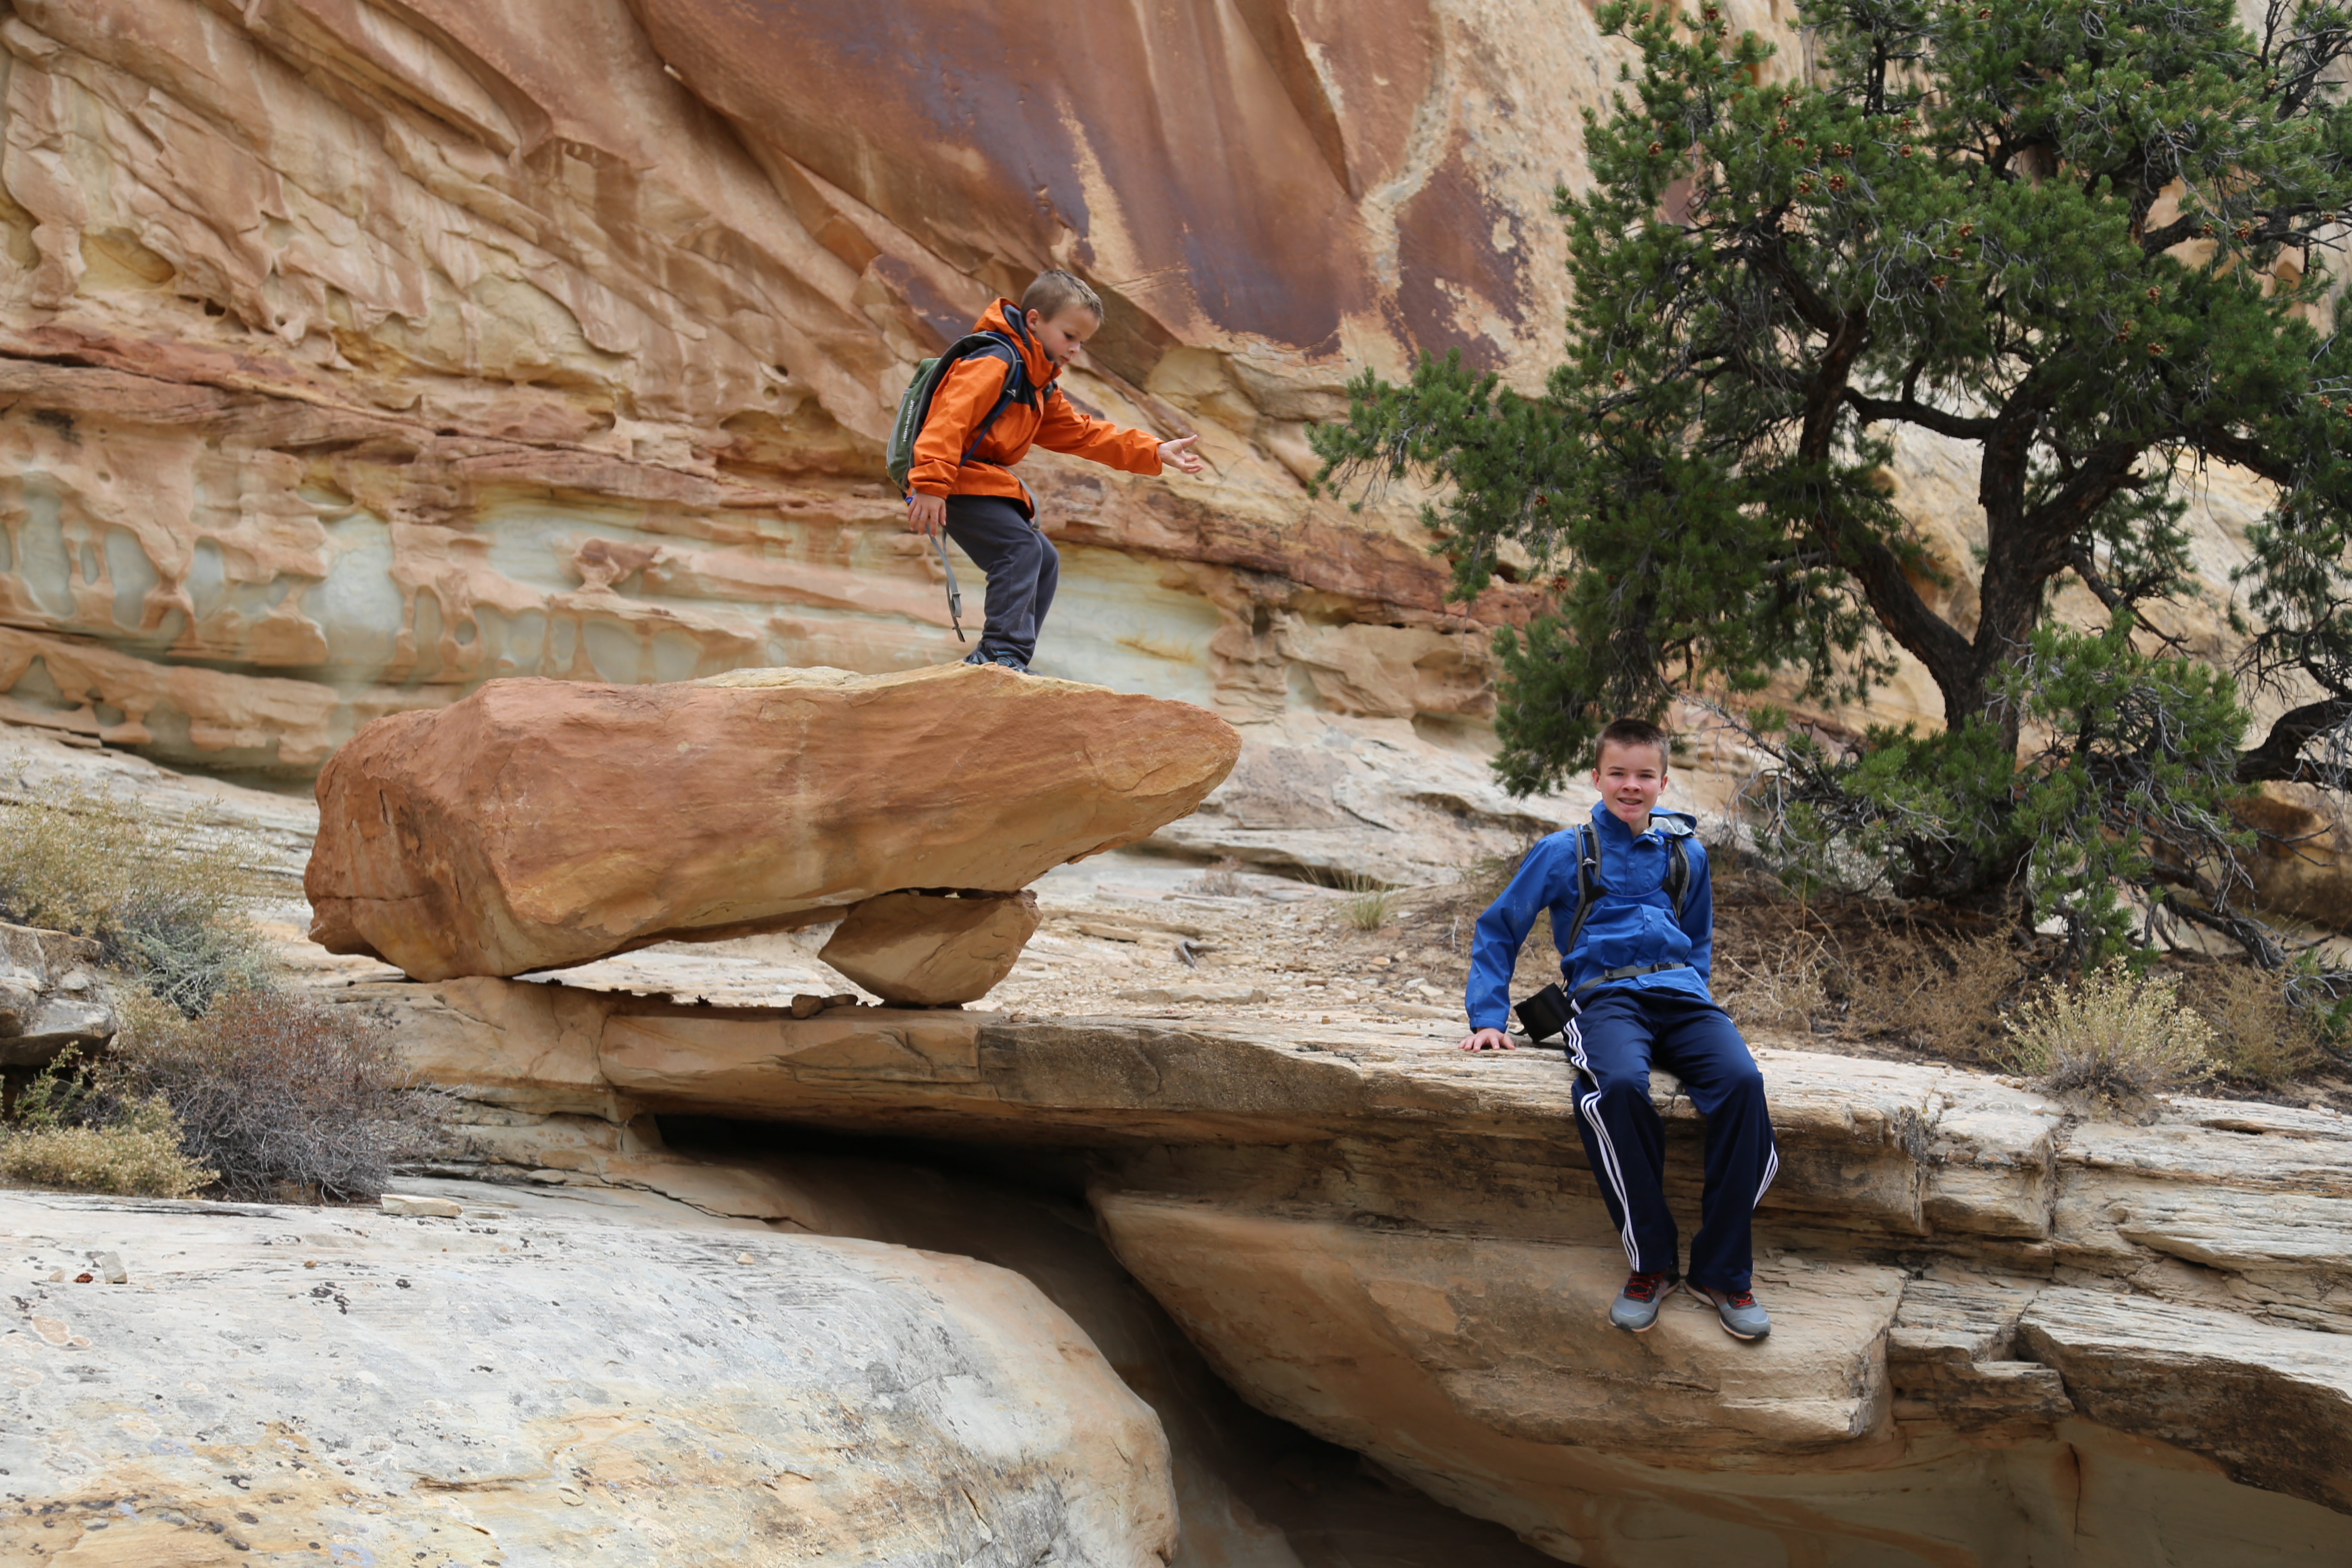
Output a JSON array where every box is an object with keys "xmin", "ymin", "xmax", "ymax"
[
  {"xmin": 820, "ymin": 891, "xmax": 1041, "ymax": 1006},
  {"xmin": 306, "ymin": 665, "xmax": 1238, "ymax": 981}
]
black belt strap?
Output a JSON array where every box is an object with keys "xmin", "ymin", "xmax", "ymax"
[{"xmin": 1572, "ymin": 961, "xmax": 1690, "ymax": 995}]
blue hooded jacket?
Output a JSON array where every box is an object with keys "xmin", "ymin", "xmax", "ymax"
[{"xmin": 1464, "ymin": 802, "xmax": 1715, "ymax": 1030}]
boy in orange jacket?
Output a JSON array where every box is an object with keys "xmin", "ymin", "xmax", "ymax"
[{"xmin": 904, "ymin": 270, "xmax": 1204, "ymax": 671}]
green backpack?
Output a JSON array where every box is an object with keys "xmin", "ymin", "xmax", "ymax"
[{"xmin": 884, "ymin": 329, "xmax": 1034, "ymax": 498}]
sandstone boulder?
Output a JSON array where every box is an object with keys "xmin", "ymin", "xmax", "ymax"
[
  {"xmin": 818, "ymin": 890, "xmax": 1041, "ymax": 1006},
  {"xmin": 305, "ymin": 665, "xmax": 1238, "ymax": 980},
  {"xmin": 0, "ymin": 922, "xmax": 113, "ymax": 1066},
  {"xmin": 0, "ymin": 1184, "xmax": 1178, "ymax": 1568}
]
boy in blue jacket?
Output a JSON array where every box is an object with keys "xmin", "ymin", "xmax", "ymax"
[{"xmin": 1460, "ymin": 717, "xmax": 1779, "ymax": 1340}]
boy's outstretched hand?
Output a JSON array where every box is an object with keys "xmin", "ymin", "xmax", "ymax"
[
  {"xmin": 1159, "ymin": 433, "xmax": 1206, "ymax": 475},
  {"xmin": 1459, "ymin": 1028, "xmax": 1516, "ymax": 1052},
  {"xmin": 906, "ymin": 492, "xmax": 946, "ymax": 537}
]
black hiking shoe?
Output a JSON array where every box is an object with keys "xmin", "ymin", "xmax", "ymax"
[{"xmin": 962, "ymin": 649, "xmax": 1028, "ymax": 673}]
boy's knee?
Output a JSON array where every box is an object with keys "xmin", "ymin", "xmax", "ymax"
[
  {"xmin": 1591, "ymin": 1075, "xmax": 1653, "ymax": 1112},
  {"xmin": 1721, "ymin": 1063, "xmax": 1768, "ymax": 1108}
]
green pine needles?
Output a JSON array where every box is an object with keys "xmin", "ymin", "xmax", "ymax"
[{"xmin": 1315, "ymin": 0, "xmax": 2352, "ymax": 961}]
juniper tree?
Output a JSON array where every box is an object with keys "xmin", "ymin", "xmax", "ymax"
[{"xmin": 1317, "ymin": 0, "xmax": 2352, "ymax": 954}]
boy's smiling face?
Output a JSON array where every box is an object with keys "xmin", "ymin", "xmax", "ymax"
[
  {"xmin": 1592, "ymin": 738, "xmax": 1667, "ymax": 830},
  {"xmin": 1025, "ymin": 305, "xmax": 1100, "ymax": 371}
]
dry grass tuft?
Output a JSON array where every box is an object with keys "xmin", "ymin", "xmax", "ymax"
[
  {"xmin": 2187, "ymin": 964, "xmax": 2330, "ymax": 1087},
  {"xmin": 2003, "ymin": 963, "xmax": 2215, "ymax": 1113},
  {"xmin": 1716, "ymin": 928, "xmax": 1836, "ymax": 1034},
  {"xmin": 0, "ymin": 1096, "xmax": 215, "ymax": 1198},
  {"xmin": 1859, "ymin": 931, "xmax": 2027, "ymax": 1063},
  {"xmin": 106, "ymin": 989, "xmax": 451, "ymax": 1201},
  {"xmin": 1307, "ymin": 867, "xmax": 1399, "ymax": 932},
  {"xmin": 0, "ymin": 1046, "xmax": 215, "ymax": 1198},
  {"xmin": 0, "ymin": 777, "xmax": 270, "ymax": 1013},
  {"xmin": 1192, "ymin": 856, "xmax": 1244, "ymax": 897}
]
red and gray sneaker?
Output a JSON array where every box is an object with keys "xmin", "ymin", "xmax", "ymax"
[
  {"xmin": 1698, "ymin": 1284, "xmax": 1772, "ymax": 1340},
  {"xmin": 1609, "ymin": 1270, "xmax": 1678, "ymax": 1332}
]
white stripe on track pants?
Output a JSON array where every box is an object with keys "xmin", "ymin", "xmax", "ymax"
[{"xmin": 1566, "ymin": 986, "xmax": 1778, "ymax": 1292}]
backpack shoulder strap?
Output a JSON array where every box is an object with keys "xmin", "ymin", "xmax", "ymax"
[
  {"xmin": 1561, "ymin": 824, "xmax": 1603, "ymax": 955},
  {"xmin": 949, "ymin": 333, "xmax": 1032, "ymax": 465},
  {"xmin": 1650, "ymin": 812, "xmax": 1695, "ymax": 919}
]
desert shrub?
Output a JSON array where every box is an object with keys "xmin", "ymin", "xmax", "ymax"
[
  {"xmin": 0, "ymin": 776, "xmax": 271, "ymax": 1014},
  {"xmin": 106, "ymin": 990, "xmax": 450, "ymax": 1201},
  {"xmin": 0, "ymin": 1047, "xmax": 215, "ymax": 1198},
  {"xmin": 2189, "ymin": 965, "xmax": 2331, "ymax": 1088},
  {"xmin": 2003, "ymin": 965, "xmax": 2215, "ymax": 1113}
]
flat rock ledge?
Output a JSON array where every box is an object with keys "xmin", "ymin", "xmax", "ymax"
[{"xmin": 331, "ymin": 975, "xmax": 2352, "ymax": 1565}]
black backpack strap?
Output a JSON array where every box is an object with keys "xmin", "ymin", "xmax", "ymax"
[
  {"xmin": 1561, "ymin": 824, "xmax": 1602, "ymax": 955},
  {"xmin": 954, "ymin": 334, "xmax": 1029, "ymax": 465},
  {"xmin": 1665, "ymin": 835, "xmax": 1691, "ymax": 919}
]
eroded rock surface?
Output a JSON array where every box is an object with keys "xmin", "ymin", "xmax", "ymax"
[
  {"xmin": 338, "ymin": 974, "xmax": 2352, "ymax": 1565},
  {"xmin": 305, "ymin": 664, "xmax": 1238, "ymax": 980},
  {"xmin": 0, "ymin": 923, "xmax": 111, "ymax": 1066},
  {"xmin": 0, "ymin": 1183, "xmax": 1177, "ymax": 1568}
]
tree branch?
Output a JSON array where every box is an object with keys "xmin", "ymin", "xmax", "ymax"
[
  {"xmin": 1844, "ymin": 390, "xmax": 1998, "ymax": 439},
  {"xmin": 2236, "ymin": 695, "xmax": 2352, "ymax": 783}
]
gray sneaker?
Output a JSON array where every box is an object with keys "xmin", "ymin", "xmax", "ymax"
[
  {"xmin": 1699, "ymin": 1285, "xmax": 1771, "ymax": 1340},
  {"xmin": 1609, "ymin": 1271, "xmax": 1678, "ymax": 1332}
]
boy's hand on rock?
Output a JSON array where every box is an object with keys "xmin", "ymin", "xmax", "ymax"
[
  {"xmin": 1159, "ymin": 434, "xmax": 1206, "ymax": 475},
  {"xmin": 1459, "ymin": 1028, "xmax": 1515, "ymax": 1053},
  {"xmin": 906, "ymin": 492, "xmax": 946, "ymax": 536}
]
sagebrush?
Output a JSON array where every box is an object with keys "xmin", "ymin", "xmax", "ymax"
[
  {"xmin": 0, "ymin": 1098, "xmax": 215, "ymax": 1198},
  {"xmin": 105, "ymin": 990, "xmax": 450, "ymax": 1201},
  {"xmin": 2003, "ymin": 965, "xmax": 2216, "ymax": 1112}
]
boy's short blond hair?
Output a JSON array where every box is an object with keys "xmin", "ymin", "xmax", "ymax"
[{"xmin": 1021, "ymin": 269, "xmax": 1103, "ymax": 322}]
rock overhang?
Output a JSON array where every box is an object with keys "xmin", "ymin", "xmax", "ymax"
[{"xmin": 341, "ymin": 968, "xmax": 2352, "ymax": 1555}]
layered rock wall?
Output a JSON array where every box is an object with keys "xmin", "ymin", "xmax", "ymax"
[
  {"xmin": 0, "ymin": 0, "xmax": 1664, "ymax": 876},
  {"xmin": 337, "ymin": 974, "xmax": 2352, "ymax": 1565}
]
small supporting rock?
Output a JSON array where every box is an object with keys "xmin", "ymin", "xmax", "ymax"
[{"xmin": 820, "ymin": 891, "xmax": 1041, "ymax": 1007}]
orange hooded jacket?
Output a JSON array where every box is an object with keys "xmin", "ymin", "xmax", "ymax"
[{"xmin": 906, "ymin": 298, "xmax": 1163, "ymax": 511}]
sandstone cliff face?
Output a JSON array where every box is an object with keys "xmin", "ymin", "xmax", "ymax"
[{"xmin": 0, "ymin": 0, "xmax": 1702, "ymax": 876}]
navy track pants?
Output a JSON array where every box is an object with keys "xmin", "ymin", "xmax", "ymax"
[
  {"xmin": 1567, "ymin": 988, "xmax": 1779, "ymax": 1292},
  {"xmin": 943, "ymin": 494, "xmax": 1059, "ymax": 665}
]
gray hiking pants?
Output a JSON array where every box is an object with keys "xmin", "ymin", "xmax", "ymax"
[{"xmin": 943, "ymin": 494, "xmax": 1059, "ymax": 665}]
